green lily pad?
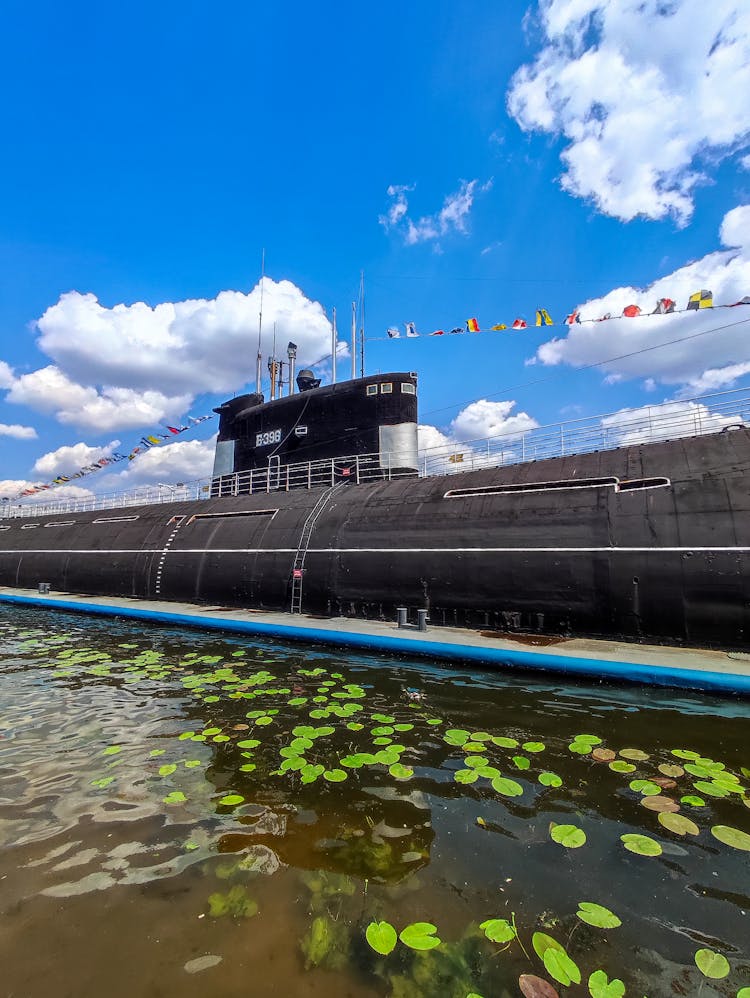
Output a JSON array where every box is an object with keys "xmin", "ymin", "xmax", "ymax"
[
  {"xmin": 532, "ymin": 934, "xmax": 580, "ymax": 987},
  {"xmin": 671, "ymin": 748, "xmax": 700, "ymax": 760},
  {"xmin": 164, "ymin": 790, "xmax": 187, "ymax": 804},
  {"xmin": 550, "ymin": 824, "xmax": 586, "ymax": 848},
  {"xmin": 588, "ymin": 969, "xmax": 625, "ymax": 998},
  {"xmin": 694, "ymin": 948, "xmax": 730, "ymax": 979},
  {"xmin": 479, "ymin": 918, "xmax": 515, "ymax": 943},
  {"xmin": 492, "ymin": 735, "xmax": 519, "ymax": 748},
  {"xmin": 621, "ymin": 833, "xmax": 662, "ymax": 856},
  {"xmin": 573, "ymin": 734, "xmax": 602, "ymax": 745},
  {"xmin": 366, "ymin": 920, "xmax": 397, "ymax": 955},
  {"xmin": 538, "ymin": 772, "xmax": 562, "ymax": 788},
  {"xmin": 218, "ymin": 794, "xmax": 245, "ymax": 806},
  {"xmin": 523, "ymin": 741, "xmax": 546, "ymax": 753},
  {"xmin": 576, "ymin": 902, "xmax": 621, "ymax": 928},
  {"xmin": 492, "ymin": 776, "xmax": 523, "ymax": 797},
  {"xmin": 609, "ymin": 761, "xmax": 636, "ymax": 774},
  {"xmin": 389, "ymin": 763, "xmax": 414, "ymax": 781},
  {"xmin": 568, "ymin": 741, "xmax": 592, "ymax": 755},
  {"xmin": 658, "ymin": 812, "xmax": 699, "ymax": 835},
  {"xmin": 323, "ymin": 769, "xmax": 347, "ymax": 783},
  {"xmin": 464, "ymin": 755, "xmax": 489, "ymax": 769},
  {"xmin": 102, "ymin": 745, "xmax": 121, "ymax": 756},
  {"xmin": 629, "ymin": 779, "xmax": 661, "ymax": 796},
  {"xmin": 513, "ymin": 755, "xmax": 531, "ymax": 770},
  {"xmin": 710, "ymin": 825, "xmax": 750, "ymax": 851},
  {"xmin": 399, "ymin": 922, "xmax": 441, "ymax": 950},
  {"xmin": 158, "ymin": 763, "xmax": 177, "ymax": 777},
  {"xmin": 681, "ymin": 794, "xmax": 705, "ymax": 806},
  {"xmin": 619, "ymin": 748, "xmax": 649, "ymax": 760},
  {"xmin": 346, "ymin": 722, "xmax": 364, "ymax": 731},
  {"xmin": 454, "ymin": 768, "xmax": 479, "ymax": 784}
]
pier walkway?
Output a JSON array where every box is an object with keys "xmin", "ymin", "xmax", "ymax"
[{"xmin": 1, "ymin": 586, "xmax": 748, "ymax": 696}]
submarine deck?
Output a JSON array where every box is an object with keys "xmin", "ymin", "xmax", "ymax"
[{"xmin": 0, "ymin": 586, "xmax": 748, "ymax": 696}]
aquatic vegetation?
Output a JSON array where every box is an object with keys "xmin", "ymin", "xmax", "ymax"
[
  {"xmin": 207, "ymin": 884, "xmax": 258, "ymax": 918},
  {"xmin": 300, "ymin": 914, "xmax": 349, "ymax": 970}
]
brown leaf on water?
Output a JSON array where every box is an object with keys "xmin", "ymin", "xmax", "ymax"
[
  {"xmin": 592, "ymin": 748, "xmax": 616, "ymax": 762},
  {"xmin": 519, "ymin": 973, "xmax": 560, "ymax": 998},
  {"xmin": 641, "ymin": 795, "xmax": 680, "ymax": 812},
  {"xmin": 232, "ymin": 724, "xmax": 249, "ymax": 730},
  {"xmin": 651, "ymin": 776, "xmax": 677, "ymax": 789}
]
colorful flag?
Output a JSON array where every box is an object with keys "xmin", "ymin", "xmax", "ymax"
[
  {"xmin": 535, "ymin": 308, "xmax": 553, "ymax": 326},
  {"xmin": 597, "ymin": 313, "xmax": 612, "ymax": 322},
  {"xmin": 622, "ymin": 304, "xmax": 641, "ymax": 317},
  {"xmin": 387, "ymin": 327, "xmax": 400, "ymax": 338},
  {"xmin": 652, "ymin": 297, "xmax": 675, "ymax": 314},
  {"xmin": 687, "ymin": 289, "xmax": 713, "ymax": 310},
  {"xmin": 146, "ymin": 435, "xmax": 162, "ymax": 445},
  {"xmin": 564, "ymin": 310, "xmax": 581, "ymax": 325},
  {"xmin": 166, "ymin": 426, "xmax": 181, "ymax": 434},
  {"xmin": 449, "ymin": 327, "xmax": 463, "ymax": 335},
  {"xmin": 430, "ymin": 329, "xmax": 445, "ymax": 336},
  {"xmin": 466, "ymin": 317, "xmax": 479, "ymax": 332},
  {"xmin": 511, "ymin": 318, "xmax": 527, "ymax": 329},
  {"xmin": 448, "ymin": 453, "xmax": 464, "ymax": 464},
  {"xmin": 491, "ymin": 323, "xmax": 507, "ymax": 330},
  {"xmin": 405, "ymin": 322, "xmax": 419, "ymax": 337},
  {"xmin": 729, "ymin": 296, "xmax": 750, "ymax": 306}
]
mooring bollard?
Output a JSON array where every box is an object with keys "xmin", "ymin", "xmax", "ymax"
[
  {"xmin": 417, "ymin": 609, "xmax": 428, "ymax": 632},
  {"xmin": 396, "ymin": 607, "xmax": 408, "ymax": 629}
]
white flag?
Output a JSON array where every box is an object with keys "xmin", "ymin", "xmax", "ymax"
[
  {"xmin": 405, "ymin": 321, "xmax": 419, "ymax": 337},
  {"xmin": 387, "ymin": 327, "xmax": 400, "ymax": 338}
]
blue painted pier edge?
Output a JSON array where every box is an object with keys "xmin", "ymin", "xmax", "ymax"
[{"xmin": 1, "ymin": 591, "xmax": 748, "ymax": 696}]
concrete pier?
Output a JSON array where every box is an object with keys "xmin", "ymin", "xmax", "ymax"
[{"xmin": 1, "ymin": 586, "xmax": 749, "ymax": 696}]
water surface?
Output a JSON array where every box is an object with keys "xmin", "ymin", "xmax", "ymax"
[{"xmin": 0, "ymin": 605, "xmax": 748, "ymax": 997}]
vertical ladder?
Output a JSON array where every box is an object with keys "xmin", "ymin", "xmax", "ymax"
[{"xmin": 290, "ymin": 483, "xmax": 345, "ymax": 613}]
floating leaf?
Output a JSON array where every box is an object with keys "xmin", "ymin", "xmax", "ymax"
[
  {"xmin": 658, "ymin": 763, "xmax": 685, "ymax": 778},
  {"xmin": 393, "ymin": 723, "xmax": 414, "ymax": 732},
  {"xmin": 681, "ymin": 794, "xmax": 705, "ymax": 806},
  {"xmin": 694, "ymin": 948, "xmax": 730, "ymax": 979},
  {"xmin": 218, "ymin": 794, "xmax": 244, "ymax": 806},
  {"xmin": 658, "ymin": 812, "xmax": 699, "ymax": 835},
  {"xmin": 399, "ymin": 922, "xmax": 441, "ymax": 950},
  {"xmin": 629, "ymin": 779, "xmax": 661, "ymax": 796},
  {"xmin": 523, "ymin": 742, "xmax": 546, "ymax": 753},
  {"xmin": 588, "ymin": 969, "xmax": 625, "ymax": 998},
  {"xmin": 641, "ymin": 795, "xmax": 680, "ymax": 812},
  {"xmin": 574, "ymin": 734, "xmax": 602, "ymax": 745},
  {"xmin": 149, "ymin": 749, "xmax": 166, "ymax": 758},
  {"xmin": 710, "ymin": 825, "xmax": 750, "ymax": 851},
  {"xmin": 389, "ymin": 763, "xmax": 414, "ymax": 781},
  {"xmin": 621, "ymin": 833, "xmax": 662, "ymax": 856},
  {"xmin": 365, "ymin": 920, "xmax": 397, "ymax": 955},
  {"xmin": 532, "ymin": 933, "xmax": 580, "ymax": 987},
  {"xmin": 519, "ymin": 976, "xmax": 559, "ymax": 998},
  {"xmin": 671, "ymin": 748, "xmax": 700, "ymax": 760},
  {"xmin": 462, "ymin": 741, "xmax": 486, "ymax": 753},
  {"xmin": 164, "ymin": 790, "xmax": 187, "ymax": 804},
  {"xmin": 550, "ymin": 824, "xmax": 586, "ymax": 849},
  {"xmin": 454, "ymin": 769, "xmax": 479, "ymax": 785},
  {"xmin": 569, "ymin": 741, "xmax": 592, "ymax": 755},
  {"xmin": 372, "ymin": 726, "xmax": 394, "ymax": 736},
  {"xmin": 492, "ymin": 735, "xmax": 519, "ymax": 748},
  {"xmin": 159, "ymin": 763, "xmax": 177, "ymax": 777},
  {"xmin": 694, "ymin": 780, "xmax": 730, "ymax": 798},
  {"xmin": 538, "ymin": 772, "xmax": 563, "ymax": 788},
  {"xmin": 479, "ymin": 918, "xmax": 515, "ymax": 943},
  {"xmin": 323, "ymin": 769, "xmax": 347, "ymax": 783},
  {"xmin": 346, "ymin": 721, "xmax": 364, "ymax": 731},
  {"xmin": 620, "ymin": 748, "xmax": 649, "ymax": 761},
  {"xmin": 609, "ymin": 760, "xmax": 636, "ymax": 774},
  {"xmin": 592, "ymin": 748, "xmax": 616, "ymax": 762},
  {"xmin": 576, "ymin": 902, "xmax": 621, "ymax": 929},
  {"xmin": 513, "ymin": 756, "xmax": 531, "ymax": 770},
  {"xmin": 464, "ymin": 755, "xmax": 489, "ymax": 769},
  {"xmin": 184, "ymin": 760, "xmax": 202, "ymax": 769},
  {"xmin": 102, "ymin": 745, "xmax": 121, "ymax": 756},
  {"xmin": 492, "ymin": 776, "xmax": 523, "ymax": 797}
]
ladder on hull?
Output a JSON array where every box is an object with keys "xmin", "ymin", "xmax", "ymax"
[{"xmin": 290, "ymin": 484, "xmax": 345, "ymax": 613}]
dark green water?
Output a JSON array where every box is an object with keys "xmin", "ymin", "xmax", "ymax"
[{"xmin": 0, "ymin": 605, "xmax": 748, "ymax": 998}]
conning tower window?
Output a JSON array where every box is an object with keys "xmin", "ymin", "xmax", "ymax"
[
  {"xmin": 380, "ymin": 383, "xmax": 393, "ymax": 394},
  {"xmin": 401, "ymin": 383, "xmax": 416, "ymax": 394},
  {"xmin": 366, "ymin": 385, "xmax": 378, "ymax": 397}
]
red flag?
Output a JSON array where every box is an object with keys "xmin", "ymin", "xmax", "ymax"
[
  {"xmin": 623, "ymin": 304, "xmax": 641, "ymax": 317},
  {"xmin": 512, "ymin": 318, "xmax": 527, "ymax": 329},
  {"xmin": 564, "ymin": 310, "xmax": 581, "ymax": 325}
]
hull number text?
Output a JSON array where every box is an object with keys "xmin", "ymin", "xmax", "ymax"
[{"xmin": 256, "ymin": 429, "xmax": 282, "ymax": 447}]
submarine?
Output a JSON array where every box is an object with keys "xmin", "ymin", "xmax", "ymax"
[{"xmin": 0, "ymin": 362, "xmax": 748, "ymax": 649}]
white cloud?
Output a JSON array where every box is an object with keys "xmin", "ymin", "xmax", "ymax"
[
  {"xmin": 380, "ymin": 180, "xmax": 491, "ymax": 246},
  {"xmin": 32, "ymin": 439, "xmax": 121, "ymax": 477},
  {"xmin": 0, "ymin": 479, "xmax": 95, "ymax": 504},
  {"xmin": 533, "ymin": 204, "xmax": 750, "ymax": 392},
  {"xmin": 7, "ymin": 366, "xmax": 192, "ymax": 432},
  {"xmin": 107, "ymin": 437, "xmax": 217, "ymax": 487},
  {"xmin": 0, "ymin": 422, "xmax": 37, "ymax": 440},
  {"xmin": 449, "ymin": 399, "xmax": 538, "ymax": 441},
  {"xmin": 601, "ymin": 399, "xmax": 746, "ymax": 446},
  {"xmin": 1, "ymin": 279, "xmax": 343, "ymax": 432},
  {"xmin": 507, "ymin": 0, "xmax": 750, "ymax": 224},
  {"xmin": 418, "ymin": 399, "xmax": 539, "ymax": 472}
]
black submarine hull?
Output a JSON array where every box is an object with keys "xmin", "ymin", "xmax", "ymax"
[{"xmin": 1, "ymin": 427, "xmax": 748, "ymax": 649}]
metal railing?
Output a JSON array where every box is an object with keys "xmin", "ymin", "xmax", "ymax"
[{"xmin": 2, "ymin": 386, "xmax": 748, "ymax": 519}]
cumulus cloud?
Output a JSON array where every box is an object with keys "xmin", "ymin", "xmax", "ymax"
[
  {"xmin": 507, "ymin": 0, "xmax": 750, "ymax": 224},
  {"xmin": 107, "ymin": 437, "xmax": 217, "ymax": 487},
  {"xmin": 0, "ymin": 479, "xmax": 95, "ymax": 505},
  {"xmin": 0, "ymin": 422, "xmax": 37, "ymax": 440},
  {"xmin": 380, "ymin": 180, "xmax": 492, "ymax": 246},
  {"xmin": 32, "ymin": 439, "xmax": 121, "ymax": 477},
  {"xmin": 1, "ymin": 278, "xmax": 342, "ymax": 432},
  {"xmin": 533, "ymin": 204, "xmax": 750, "ymax": 393},
  {"xmin": 418, "ymin": 399, "xmax": 539, "ymax": 471},
  {"xmin": 601, "ymin": 399, "xmax": 748, "ymax": 447},
  {"xmin": 7, "ymin": 365, "xmax": 193, "ymax": 432}
]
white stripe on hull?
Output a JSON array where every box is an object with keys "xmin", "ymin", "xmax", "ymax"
[{"xmin": 0, "ymin": 546, "xmax": 749, "ymax": 555}]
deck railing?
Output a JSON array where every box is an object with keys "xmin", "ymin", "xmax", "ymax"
[{"xmin": 2, "ymin": 386, "xmax": 748, "ymax": 519}]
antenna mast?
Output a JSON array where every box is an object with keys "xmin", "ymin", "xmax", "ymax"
[
  {"xmin": 255, "ymin": 249, "xmax": 265, "ymax": 394},
  {"xmin": 350, "ymin": 301, "xmax": 357, "ymax": 380},
  {"xmin": 359, "ymin": 269, "xmax": 365, "ymax": 378},
  {"xmin": 331, "ymin": 306, "xmax": 337, "ymax": 384}
]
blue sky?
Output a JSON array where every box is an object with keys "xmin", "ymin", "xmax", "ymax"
[{"xmin": 1, "ymin": 0, "xmax": 749, "ymax": 496}]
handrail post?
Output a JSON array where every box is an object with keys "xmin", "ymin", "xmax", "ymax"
[{"xmin": 356, "ymin": 455, "xmax": 360, "ymax": 485}]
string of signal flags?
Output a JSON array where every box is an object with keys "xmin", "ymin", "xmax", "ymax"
[
  {"xmin": 12, "ymin": 414, "xmax": 214, "ymax": 500},
  {"xmin": 381, "ymin": 288, "xmax": 750, "ymax": 339}
]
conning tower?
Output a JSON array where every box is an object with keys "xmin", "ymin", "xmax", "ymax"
[{"xmin": 212, "ymin": 371, "xmax": 418, "ymax": 489}]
